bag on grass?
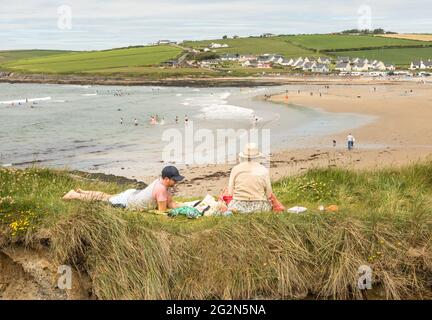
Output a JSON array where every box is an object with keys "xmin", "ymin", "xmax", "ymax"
[{"xmin": 168, "ymin": 206, "xmax": 202, "ymax": 219}]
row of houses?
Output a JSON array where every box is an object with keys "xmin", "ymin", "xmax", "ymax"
[
  {"xmin": 334, "ymin": 57, "xmax": 395, "ymax": 72},
  {"xmin": 410, "ymin": 60, "xmax": 432, "ymax": 70}
]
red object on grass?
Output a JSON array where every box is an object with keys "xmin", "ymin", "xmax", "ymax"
[{"xmin": 223, "ymin": 195, "xmax": 233, "ymax": 205}]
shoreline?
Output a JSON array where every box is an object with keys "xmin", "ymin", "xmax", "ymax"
[
  {"xmin": 0, "ymin": 72, "xmax": 424, "ymax": 87},
  {"xmin": 2, "ymin": 79, "xmax": 431, "ymax": 198},
  {"xmin": 173, "ymin": 81, "xmax": 432, "ymax": 197}
]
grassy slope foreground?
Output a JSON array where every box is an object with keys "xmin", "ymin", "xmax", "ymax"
[
  {"xmin": 0, "ymin": 162, "xmax": 431, "ymax": 300},
  {"xmin": 1, "ymin": 46, "xmax": 183, "ymax": 74}
]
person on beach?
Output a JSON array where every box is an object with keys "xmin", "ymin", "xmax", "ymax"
[
  {"xmin": 120, "ymin": 117, "xmax": 123, "ymax": 125},
  {"xmin": 226, "ymin": 143, "xmax": 273, "ymax": 214},
  {"xmin": 333, "ymin": 139, "xmax": 337, "ymax": 147},
  {"xmin": 63, "ymin": 166, "xmax": 184, "ymax": 212},
  {"xmin": 347, "ymin": 133, "xmax": 355, "ymax": 150},
  {"xmin": 185, "ymin": 115, "xmax": 189, "ymax": 125},
  {"xmin": 134, "ymin": 118, "xmax": 138, "ymax": 126},
  {"xmin": 175, "ymin": 116, "xmax": 179, "ymax": 124}
]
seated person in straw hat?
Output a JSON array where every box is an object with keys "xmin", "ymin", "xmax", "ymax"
[{"xmin": 227, "ymin": 143, "xmax": 273, "ymax": 214}]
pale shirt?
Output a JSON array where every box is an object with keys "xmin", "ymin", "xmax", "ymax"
[
  {"xmin": 347, "ymin": 135, "xmax": 356, "ymax": 142},
  {"xmin": 228, "ymin": 161, "xmax": 272, "ymax": 201},
  {"xmin": 110, "ymin": 178, "xmax": 172, "ymax": 209}
]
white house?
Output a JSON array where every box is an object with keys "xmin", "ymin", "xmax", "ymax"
[
  {"xmin": 335, "ymin": 62, "xmax": 351, "ymax": 72},
  {"xmin": 279, "ymin": 58, "xmax": 294, "ymax": 66},
  {"xmin": 337, "ymin": 57, "xmax": 350, "ymax": 63},
  {"xmin": 157, "ymin": 40, "xmax": 175, "ymax": 45},
  {"xmin": 302, "ymin": 61, "xmax": 316, "ymax": 71},
  {"xmin": 424, "ymin": 60, "xmax": 432, "ymax": 69},
  {"xmin": 270, "ymin": 55, "xmax": 285, "ymax": 64},
  {"xmin": 220, "ymin": 54, "xmax": 238, "ymax": 61},
  {"xmin": 209, "ymin": 43, "xmax": 229, "ymax": 49},
  {"xmin": 239, "ymin": 55, "xmax": 257, "ymax": 62},
  {"xmin": 242, "ymin": 60, "xmax": 258, "ymax": 67},
  {"xmin": 292, "ymin": 57, "xmax": 304, "ymax": 68},
  {"xmin": 312, "ymin": 63, "xmax": 329, "ymax": 73},
  {"xmin": 410, "ymin": 60, "xmax": 426, "ymax": 69},
  {"xmin": 317, "ymin": 57, "xmax": 331, "ymax": 64},
  {"xmin": 385, "ymin": 63, "xmax": 396, "ymax": 71},
  {"xmin": 352, "ymin": 62, "xmax": 369, "ymax": 72},
  {"xmin": 371, "ymin": 61, "xmax": 386, "ymax": 70}
]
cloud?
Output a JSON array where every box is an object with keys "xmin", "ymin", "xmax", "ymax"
[{"xmin": 0, "ymin": 0, "xmax": 431, "ymax": 50}]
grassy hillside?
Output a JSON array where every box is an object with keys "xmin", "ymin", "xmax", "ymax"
[
  {"xmin": 2, "ymin": 46, "xmax": 183, "ymax": 74},
  {"xmin": 330, "ymin": 47, "xmax": 432, "ymax": 66},
  {"xmin": 1, "ymin": 162, "xmax": 431, "ymax": 299},
  {"xmin": 182, "ymin": 37, "xmax": 319, "ymax": 57},
  {"xmin": 0, "ymin": 50, "xmax": 74, "ymax": 64},
  {"xmin": 282, "ymin": 34, "xmax": 432, "ymax": 52}
]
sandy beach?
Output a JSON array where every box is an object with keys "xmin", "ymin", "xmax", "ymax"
[{"xmin": 169, "ymin": 81, "xmax": 432, "ymax": 198}]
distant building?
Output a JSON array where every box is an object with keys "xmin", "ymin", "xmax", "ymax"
[
  {"xmin": 410, "ymin": 60, "xmax": 426, "ymax": 69},
  {"xmin": 209, "ymin": 43, "xmax": 229, "ymax": 49},
  {"xmin": 312, "ymin": 63, "xmax": 329, "ymax": 73},
  {"xmin": 157, "ymin": 40, "xmax": 176, "ymax": 45},
  {"xmin": 335, "ymin": 62, "xmax": 351, "ymax": 72},
  {"xmin": 352, "ymin": 62, "xmax": 369, "ymax": 72},
  {"xmin": 292, "ymin": 57, "xmax": 305, "ymax": 69},
  {"xmin": 302, "ymin": 61, "xmax": 316, "ymax": 71},
  {"xmin": 261, "ymin": 33, "xmax": 276, "ymax": 38},
  {"xmin": 317, "ymin": 57, "xmax": 331, "ymax": 64},
  {"xmin": 220, "ymin": 53, "xmax": 238, "ymax": 61},
  {"xmin": 242, "ymin": 59, "xmax": 258, "ymax": 67},
  {"xmin": 371, "ymin": 61, "xmax": 386, "ymax": 71},
  {"xmin": 385, "ymin": 63, "xmax": 396, "ymax": 71},
  {"xmin": 337, "ymin": 57, "xmax": 350, "ymax": 63},
  {"xmin": 279, "ymin": 58, "xmax": 294, "ymax": 66}
]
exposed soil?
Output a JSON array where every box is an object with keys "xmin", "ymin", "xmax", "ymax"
[{"xmin": 0, "ymin": 247, "xmax": 93, "ymax": 300}]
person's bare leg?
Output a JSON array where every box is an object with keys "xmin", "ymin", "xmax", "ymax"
[
  {"xmin": 63, "ymin": 190, "xmax": 81, "ymax": 200},
  {"xmin": 79, "ymin": 191, "xmax": 112, "ymax": 201},
  {"xmin": 63, "ymin": 190, "xmax": 112, "ymax": 202}
]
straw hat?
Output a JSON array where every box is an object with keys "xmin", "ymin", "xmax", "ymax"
[{"xmin": 239, "ymin": 143, "xmax": 263, "ymax": 159}]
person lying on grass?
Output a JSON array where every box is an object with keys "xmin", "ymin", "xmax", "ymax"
[{"xmin": 63, "ymin": 166, "xmax": 184, "ymax": 212}]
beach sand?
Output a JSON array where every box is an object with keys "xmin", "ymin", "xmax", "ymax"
[{"xmin": 167, "ymin": 81, "xmax": 432, "ymax": 198}]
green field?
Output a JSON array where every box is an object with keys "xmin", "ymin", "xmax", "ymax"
[
  {"xmin": 2, "ymin": 34, "xmax": 432, "ymax": 77},
  {"xmin": 281, "ymin": 34, "xmax": 432, "ymax": 51},
  {"xmin": 182, "ymin": 37, "xmax": 319, "ymax": 57},
  {"xmin": 2, "ymin": 46, "xmax": 183, "ymax": 74},
  {"xmin": 0, "ymin": 50, "xmax": 74, "ymax": 64},
  {"xmin": 330, "ymin": 47, "xmax": 432, "ymax": 66},
  {"xmin": 87, "ymin": 66, "xmax": 218, "ymax": 78}
]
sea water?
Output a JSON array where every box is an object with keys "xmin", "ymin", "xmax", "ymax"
[{"xmin": 0, "ymin": 83, "xmax": 374, "ymax": 177}]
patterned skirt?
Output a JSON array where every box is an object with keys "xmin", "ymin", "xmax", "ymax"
[{"xmin": 228, "ymin": 199, "xmax": 272, "ymax": 214}]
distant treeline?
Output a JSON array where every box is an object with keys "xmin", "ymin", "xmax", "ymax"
[{"xmin": 340, "ymin": 28, "xmax": 397, "ymax": 35}]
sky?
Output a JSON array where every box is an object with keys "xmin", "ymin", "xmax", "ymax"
[{"xmin": 1, "ymin": 0, "xmax": 431, "ymax": 51}]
